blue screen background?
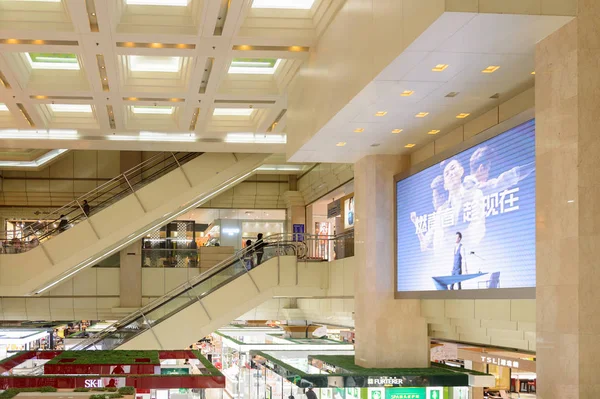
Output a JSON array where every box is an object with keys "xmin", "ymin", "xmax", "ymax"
[{"xmin": 396, "ymin": 120, "xmax": 536, "ymax": 292}]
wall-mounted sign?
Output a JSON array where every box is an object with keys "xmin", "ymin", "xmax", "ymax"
[
  {"xmin": 85, "ymin": 379, "xmax": 103, "ymax": 388},
  {"xmin": 222, "ymin": 228, "xmax": 240, "ymax": 235},
  {"xmin": 327, "ymin": 199, "xmax": 342, "ymax": 218},
  {"xmin": 293, "ymin": 224, "xmax": 305, "ymax": 242},
  {"xmin": 385, "ymin": 387, "xmax": 426, "ymax": 399},
  {"xmin": 457, "ymin": 349, "xmax": 535, "ymax": 373},
  {"xmin": 367, "ymin": 377, "xmax": 405, "ymax": 387},
  {"xmin": 343, "ymin": 196, "xmax": 354, "ymax": 230}
]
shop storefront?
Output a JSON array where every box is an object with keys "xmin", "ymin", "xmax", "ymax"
[
  {"xmin": 205, "ymin": 329, "xmax": 353, "ymax": 399},
  {"xmin": 246, "ymin": 351, "xmax": 481, "ymax": 399},
  {"xmin": 0, "ymin": 329, "xmax": 52, "ymax": 357},
  {"xmin": 306, "ymin": 182, "xmax": 354, "ymax": 261}
]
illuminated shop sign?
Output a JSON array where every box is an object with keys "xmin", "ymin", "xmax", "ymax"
[
  {"xmin": 84, "ymin": 379, "xmax": 103, "ymax": 388},
  {"xmin": 367, "ymin": 377, "xmax": 405, "ymax": 387},
  {"xmin": 480, "ymin": 356, "xmax": 519, "ymax": 368}
]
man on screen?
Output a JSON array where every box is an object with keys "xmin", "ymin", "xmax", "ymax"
[
  {"xmin": 464, "ymin": 146, "xmax": 535, "ymax": 195},
  {"xmin": 450, "ymin": 232, "xmax": 468, "ymax": 290},
  {"xmin": 410, "ymin": 175, "xmax": 448, "ymax": 251},
  {"xmin": 443, "ymin": 159, "xmax": 486, "ymax": 247}
]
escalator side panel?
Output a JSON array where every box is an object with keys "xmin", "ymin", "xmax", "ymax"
[
  {"xmin": 117, "ymin": 256, "xmax": 329, "ymax": 350},
  {"xmin": 0, "ymin": 153, "xmax": 269, "ymax": 296}
]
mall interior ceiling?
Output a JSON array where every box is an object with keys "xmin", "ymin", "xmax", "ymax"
[{"xmin": 0, "ymin": 0, "xmax": 596, "ymax": 398}]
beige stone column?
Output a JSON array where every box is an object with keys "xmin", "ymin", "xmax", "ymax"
[
  {"xmin": 283, "ymin": 191, "xmax": 305, "ymax": 234},
  {"xmin": 119, "ymin": 241, "xmax": 142, "ymax": 308},
  {"xmin": 354, "ymin": 155, "xmax": 429, "ymax": 368},
  {"xmin": 535, "ymin": 4, "xmax": 600, "ymax": 398}
]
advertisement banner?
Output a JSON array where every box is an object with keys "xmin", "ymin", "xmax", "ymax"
[
  {"xmin": 343, "ymin": 197, "xmax": 354, "ymax": 230},
  {"xmin": 396, "ymin": 120, "xmax": 536, "ymax": 292},
  {"xmin": 385, "ymin": 388, "xmax": 426, "ymax": 399}
]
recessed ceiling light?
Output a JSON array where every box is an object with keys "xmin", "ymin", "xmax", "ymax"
[
  {"xmin": 336, "ymin": 142, "xmax": 346, "ymax": 147},
  {"xmin": 213, "ymin": 108, "xmax": 255, "ymax": 116},
  {"xmin": 400, "ymin": 90, "xmax": 414, "ymax": 97},
  {"xmin": 404, "ymin": 144, "xmax": 416, "ymax": 148},
  {"xmin": 391, "ymin": 129, "xmax": 403, "ymax": 134},
  {"xmin": 50, "ymin": 104, "xmax": 93, "ymax": 113},
  {"xmin": 132, "ymin": 106, "xmax": 174, "ymax": 115},
  {"xmin": 229, "ymin": 58, "xmax": 281, "ymax": 75},
  {"xmin": 26, "ymin": 53, "xmax": 80, "ymax": 70},
  {"xmin": 531, "ymin": 71, "xmax": 536, "ymax": 75},
  {"xmin": 21, "ymin": 0, "xmax": 61, "ymax": 2},
  {"xmin": 0, "ymin": 104, "xmax": 8, "ymax": 112},
  {"xmin": 374, "ymin": 111, "xmax": 387, "ymax": 117},
  {"xmin": 482, "ymin": 66, "xmax": 500, "ymax": 73},
  {"xmin": 428, "ymin": 130, "xmax": 441, "ymax": 135},
  {"xmin": 490, "ymin": 93, "xmax": 500, "ymax": 99},
  {"xmin": 445, "ymin": 92, "xmax": 459, "ymax": 98},
  {"xmin": 456, "ymin": 113, "xmax": 470, "ymax": 119},
  {"xmin": 415, "ymin": 112, "xmax": 429, "ymax": 118},
  {"xmin": 252, "ymin": 0, "xmax": 315, "ymax": 9},
  {"xmin": 126, "ymin": 0, "xmax": 189, "ymax": 5},
  {"xmin": 129, "ymin": 55, "xmax": 182, "ymax": 72},
  {"xmin": 370, "ymin": 143, "xmax": 380, "ymax": 147},
  {"xmin": 432, "ymin": 64, "xmax": 448, "ymax": 72},
  {"xmin": 354, "ymin": 128, "xmax": 365, "ymax": 133}
]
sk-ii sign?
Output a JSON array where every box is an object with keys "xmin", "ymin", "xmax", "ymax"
[{"xmin": 85, "ymin": 380, "xmax": 103, "ymax": 388}]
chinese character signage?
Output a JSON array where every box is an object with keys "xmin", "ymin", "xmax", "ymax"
[
  {"xmin": 396, "ymin": 119, "xmax": 536, "ymax": 292},
  {"xmin": 384, "ymin": 388, "xmax": 426, "ymax": 399}
]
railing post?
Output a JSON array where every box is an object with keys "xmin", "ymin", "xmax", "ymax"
[
  {"xmin": 123, "ymin": 173, "xmax": 147, "ymax": 213},
  {"xmin": 172, "ymin": 152, "xmax": 193, "ymax": 187}
]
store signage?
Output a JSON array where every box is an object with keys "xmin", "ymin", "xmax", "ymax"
[
  {"xmin": 385, "ymin": 387, "xmax": 426, "ymax": 399},
  {"xmin": 367, "ymin": 377, "xmax": 405, "ymax": 387},
  {"xmin": 84, "ymin": 379, "xmax": 103, "ymax": 388},
  {"xmin": 222, "ymin": 228, "xmax": 240, "ymax": 235},
  {"xmin": 480, "ymin": 356, "xmax": 519, "ymax": 368},
  {"xmin": 327, "ymin": 200, "xmax": 341, "ymax": 218},
  {"xmin": 457, "ymin": 349, "xmax": 535, "ymax": 373}
]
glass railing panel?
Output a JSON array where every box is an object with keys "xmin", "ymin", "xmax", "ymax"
[
  {"xmin": 142, "ymin": 249, "xmax": 200, "ymax": 268},
  {"xmin": 0, "ymin": 152, "xmax": 201, "ymax": 254}
]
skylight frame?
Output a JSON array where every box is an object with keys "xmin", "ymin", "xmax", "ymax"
[
  {"xmin": 251, "ymin": 0, "xmax": 315, "ymax": 9},
  {"xmin": 228, "ymin": 59, "xmax": 282, "ymax": 75},
  {"xmin": 125, "ymin": 0, "xmax": 189, "ymax": 6},
  {"xmin": 26, "ymin": 53, "xmax": 80, "ymax": 71},
  {"xmin": 128, "ymin": 56, "xmax": 183, "ymax": 73},
  {"xmin": 131, "ymin": 106, "xmax": 175, "ymax": 115},
  {"xmin": 49, "ymin": 104, "xmax": 93, "ymax": 113},
  {"xmin": 213, "ymin": 108, "xmax": 255, "ymax": 117}
]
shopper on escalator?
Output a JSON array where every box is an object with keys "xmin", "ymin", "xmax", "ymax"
[
  {"xmin": 58, "ymin": 215, "xmax": 69, "ymax": 233},
  {"xmin": 255, "ymin": 233, "xmax": 266, "ymax": 266},
  {"xmin": 244, "ymin": 239, "xmax": 254, "ymax": 270}
]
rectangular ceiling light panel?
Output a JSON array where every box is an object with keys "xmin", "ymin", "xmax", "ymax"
[
  {"xmin": 128, "ymin": 56, "xmax": 182, "ymax": 73},
  {"xmin": 49, "ymin": 104, "xmax": 93, "ymax": 113},
  {"xmin": 252, "ymin": 0, "xmax": 315, "ymax": 9},
  {"xmin": 126, "ymin": 0, "xmax": 189, "ymax": 5},
  {"xmin": 27, "ymin": 53, "xmax": 80, "ymax": 70},
  {"xmin": 0, "ymin": 104, "xmax": 8, "ymax": 111},
  {"xmin": 132, "ymin": 106, "xmax": 174, "ymax": 114},
  {"xmin": 213, "ymin": 108, "xmax": 255, "ymax": 116},
  {"xmin": 229, "ymin": 58, "xmax": 282, "ymax": 75}
]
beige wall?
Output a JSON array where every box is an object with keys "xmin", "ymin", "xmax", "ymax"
[
  {"xmin": 410, "ymin": 87, "xmax": 535, "ymax": 166},
  {"xmin": 200, "ymin": 173, "xmax": 289, "ymax": 209},
  {"xmin": 297, "ymin": 163, "xmax": 353, "ymax": 205},
  {"xmin": 0, "ymin": 150, "xmax": 121, "ymax": 207}
]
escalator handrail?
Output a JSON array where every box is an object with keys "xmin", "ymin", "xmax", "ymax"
[
  {"xmin": 1, "ymin": 152, "xmax": 202, "ymax": 247},
  {"xmin": 72, "ymin": 233, "xmax": 351, "ymax": 350},
  {"xmin": 72, "ymin": 238, "xmax": 300, "ymax": 349}
]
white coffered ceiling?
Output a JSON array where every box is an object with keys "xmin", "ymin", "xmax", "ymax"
[{"xmin": 0, "ymin": 0, "xmax": 343, "ymax": 153}]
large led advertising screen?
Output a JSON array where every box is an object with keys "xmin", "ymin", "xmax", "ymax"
[{"xmin": 396, "ymin": 120, "xmax": 535, "ymax": 293}]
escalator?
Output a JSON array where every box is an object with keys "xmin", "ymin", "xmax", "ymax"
[
  {"xmin": 0, "ymin": 152, "xmax": 269, "ymax": 296},
  {"xmin": 71, "ymin": 234, "xmax": 331, "ymax": 350}
]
